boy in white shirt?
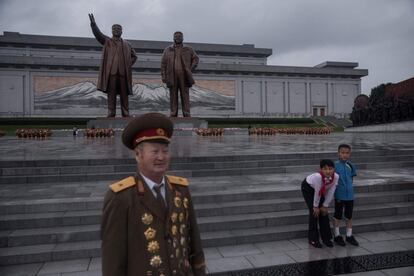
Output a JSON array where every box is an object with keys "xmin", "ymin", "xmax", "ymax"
[{"xmin": 301, "ymin": 159, "xmax": 339, "ymax": 248}]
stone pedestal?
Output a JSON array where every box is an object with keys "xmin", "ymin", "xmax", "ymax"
[
  {"xmin": 87, "ymin": 117, "xmax": 208, "ymax": 130},
  {"xmin": 169, "ymin": 117, "xmax": 208, "ymax": 129},
  {"xmin": 87, "ymin": 117, "xmax": 130, "ymax": 129}
]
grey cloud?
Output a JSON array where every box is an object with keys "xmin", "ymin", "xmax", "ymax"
[{"xmin": 0, "ymin": 0, "xmax": 413, "ymax": 93}]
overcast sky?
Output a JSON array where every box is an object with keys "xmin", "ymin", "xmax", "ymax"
[{"xmin": 1, "ymin": 0, "xmax": 413, "ymax": 94}]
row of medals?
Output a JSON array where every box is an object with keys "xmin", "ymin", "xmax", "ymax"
[{"xmin": 142, "ymin": 196, "xmax": 190, "ymax": 275}]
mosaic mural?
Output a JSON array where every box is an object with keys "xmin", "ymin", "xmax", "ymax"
[{"xmin": 33, "ymin": 76, "xmax": 235, "ymax": 116}]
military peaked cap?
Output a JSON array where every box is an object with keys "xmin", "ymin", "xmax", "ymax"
[{"xmin": 122, "ymin": 113, "xmax": 174, "ymax": 149}]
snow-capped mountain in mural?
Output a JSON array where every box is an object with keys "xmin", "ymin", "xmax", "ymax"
[{"xmin": 35, "ymin": 81, "xmax": 235, "ymax": 114}]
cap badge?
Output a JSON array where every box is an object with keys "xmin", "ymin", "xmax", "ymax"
[{"xmin": 156, "ymin": 128, "xmax": 165, "ymax": 136}]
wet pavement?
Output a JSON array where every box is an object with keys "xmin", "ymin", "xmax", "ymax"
[
  {"xmin": 1, "ymin": 231, "xmax": 413, "ymax": 275},
  {"xmin": 1, "ymin": 132, "xmax": 414, "ymax": 161},
  {"xmin": 1, "ymin": 131, "xmax": 413, "ymax": 275}
]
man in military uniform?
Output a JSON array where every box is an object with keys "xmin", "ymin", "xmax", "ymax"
[
  {"xmin": 101, "ymin": 112, "xmax": 206, "ymax": 276},
  {"xmin": 161, "ymin": 31, "xmax": 199, "ymax": 117}
]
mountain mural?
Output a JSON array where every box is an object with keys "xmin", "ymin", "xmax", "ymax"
[{"xmin": 34, "ymin": 81, "xmax": 235, "ymax": 115}]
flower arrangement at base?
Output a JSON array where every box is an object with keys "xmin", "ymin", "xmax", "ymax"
[
  {"xmin": 195, "ymin": 128, "xmax": 224, "ymax": 136},
  {"xmin": 84, "ymin": 128, "xmax": 115, "ymax": 138},
  {"xmin": 15, "ymin": 129, "xmax": 52, "ymax": 138}
]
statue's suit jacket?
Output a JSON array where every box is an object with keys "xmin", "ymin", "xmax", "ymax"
[
  {"xmin": 161, "ymin": 44, "xmax": 199, "ymax": 89},
  {"xmin": 91, "ymin": 23, "xmax": 137, "ymax": 95},
  {"xmin": 101, "ymin": 174, "xmax": 206, "ymax": 276}
]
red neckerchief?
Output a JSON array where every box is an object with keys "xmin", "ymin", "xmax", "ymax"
[{"xmin": 319, "ymin": 172, "xmax": 334, "ymax": 197}]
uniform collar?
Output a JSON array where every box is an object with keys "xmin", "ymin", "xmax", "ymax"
[{"xmin": 140, "ymin": 173, "xmax": 165, "ymax": 189}]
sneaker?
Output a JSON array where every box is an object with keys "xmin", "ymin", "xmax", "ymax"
[
  {"xmin": 334, "ymin": 236, "xmax": 346, "ymax": 246},
  {"xmin": 309, "ymin": 240, "xmax": 322, "ymax": 248},
  {"xmin": 346, "ymin": 235, "xmax": 359, "ymax": 246},
  {"xmin": 323, "ymin": 240, "xmax": 334, "ymax": 248}
]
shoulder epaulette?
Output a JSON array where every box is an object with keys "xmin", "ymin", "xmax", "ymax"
[
  {"xmin": 166, "ymin": 175, "xmax": 189, "ymax": 186},
  {"xmin": 109, "ymin": 176, "xmax": 136, "ymax": 193}
]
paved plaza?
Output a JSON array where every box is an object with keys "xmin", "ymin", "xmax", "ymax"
[
  {"xmin": 1, "ymin": 229, "xmax": 413, "ymax": 275},
  {"xmin": 0, "ymin": 131, "xmax": 413, "ymax": 275},
  {"xmin": 1, "ymin": 131, "xmax": 414, "ymax": 161}
]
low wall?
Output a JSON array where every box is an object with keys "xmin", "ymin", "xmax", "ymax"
[{"xmin": 345, "ymin": 120, "xmax": 414, "ymax": 132}]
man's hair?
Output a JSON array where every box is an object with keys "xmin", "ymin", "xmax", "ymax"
[
  {"xmin": 134, "ymin": 141, "xmax": 169, "ymax": 153},
  {"xmin": 338, "ymin": 144, "xmax": 351, "ymax": 151},
  {"xmin": 320, "ymin": 159, "xmax": 335, "ymax": 168},
  {"xmin": 135, "ymin": 143, "xmax": 144, "ymax": 152},
  {"xmin": 174, "ymin": 31, "xmax": 183, "ymax": 36},
  {"xmin": 112, "ymin": 24, "xmax": 122, "ymax": 29}
]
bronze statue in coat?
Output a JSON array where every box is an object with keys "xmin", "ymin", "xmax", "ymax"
[
  {"xmin": 101, "ymin": 113, "xmax": 206, "ymax": 276},
  {"xmin": 161, "ymin": 32, "xmax": 199, "ymax": 117},
  {"xmin": 89, "ymin": 14, "xmax": 137, "ymax": 117}
]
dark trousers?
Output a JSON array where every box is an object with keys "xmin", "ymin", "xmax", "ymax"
[
  {"xmin": 301, "ymin": 179, "xmax": 332, "ymax": 242},
  {"xmin": 107, "ymin": 75, "xmax": 129, "ymax": 117},
  {"xmin": 169, "ymin": 71, "xmax": 190, "ymax": 117}
]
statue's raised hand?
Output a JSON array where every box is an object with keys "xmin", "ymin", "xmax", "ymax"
[{"xmin": 88, "ymin": 13, "xmax": 96, "ymax": 25}]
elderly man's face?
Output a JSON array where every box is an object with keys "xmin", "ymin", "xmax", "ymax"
[
  {"xmin": 135, "ymin": 142, "xmax": 170, "ymax": 179},
  {"xmin": 112, "ymin": 25, "xmax": 123, "ymax": 38},
  {"xmin": 173, "ymin": 32, "xmax": 183, "ymax": 44}
]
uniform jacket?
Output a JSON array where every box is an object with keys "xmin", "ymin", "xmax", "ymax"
[
  {"xmin": 161, "ymin": 44, "xmax": 199, "ymax": 88},
  {"xmin": 334, "ymin": 160, "xmax": 357, "ymax": 200},
  {"xmin": 91, "ymin": 23, "xmax": 137, "ymax": 95},
  {"xmin": 101, "ymin": 174, "xmax": 206, "ymax": 276}
]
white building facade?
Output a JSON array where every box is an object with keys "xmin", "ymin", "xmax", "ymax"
[{"xmin": 0, "ymin": 31, "xmax": 367, "ymax": 117}]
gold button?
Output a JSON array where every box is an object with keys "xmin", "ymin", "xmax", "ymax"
[{"xmin": 173, "ymin": 270, "xmax": 177, "ymax": 274}]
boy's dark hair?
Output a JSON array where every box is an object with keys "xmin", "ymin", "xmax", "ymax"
[
  {"xmin": 338, "ymin": 144, "xmax": 351, "ymax": 151},
  {"xmin": 320, "ymin": 159, "xmax": 335, "ymax": 168}
]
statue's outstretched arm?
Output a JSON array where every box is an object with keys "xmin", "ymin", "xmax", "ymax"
[{"xmin": 88, "ymin": 13, "xmax": 107, "ymax": 45}]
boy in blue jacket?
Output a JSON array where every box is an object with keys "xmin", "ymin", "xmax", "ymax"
[{"xmin": 333, "ymin": 144, "xmax": 359, "ymax": 246}]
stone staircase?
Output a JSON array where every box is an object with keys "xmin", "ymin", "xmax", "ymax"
[
  {"xmin": 1, "ymin": 149, "xmax": 414, "ymax": 184},
  {"xmin": 315, "ymin": 116, "xmax": 353, "ymax": 128},
  {"xmin": 1, "ymin": 150, "xmax": 414, "ymax": 266}
]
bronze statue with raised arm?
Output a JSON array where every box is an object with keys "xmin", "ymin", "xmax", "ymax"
[
  {"xmin": 161, "ymin": 32, "xmax": 199, "ymax": 117},
  {"xmin": 89, "ymin": 13, "xmax": 137, "ymax": 117}
]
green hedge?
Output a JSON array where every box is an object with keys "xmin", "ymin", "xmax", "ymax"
[{"xmin": 206, "ymin": 117, "xmax": 314, "ymax": 125}]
